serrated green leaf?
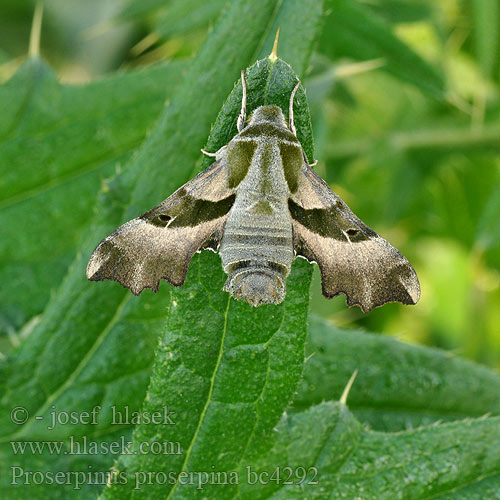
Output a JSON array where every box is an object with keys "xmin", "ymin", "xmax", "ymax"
[
  {"xmin": 0, "ymin": 59, "xmax": 186, "ymax": 338},
  {"xmin": 103, "ymin": 53, "xmax": 317, "ymax": 500},
  {"xmin": 238, "ymin": 402, "xmax": 362, "ymax": 500},
  {"xmin": 239, "ymin": 401, "xmax": 500, "ymax": 499},
  {"xmin": 320, "ymin": 0, "xmax": 444, "ymax": 98},
  {"xmin": 294, "ymin": 316, "xmax": 500, "ymax": 431},
  {"xmin": 432, "ymin": 473, "xmax": 500, "ymax": 499}
]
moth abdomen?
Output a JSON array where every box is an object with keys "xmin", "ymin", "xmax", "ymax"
[
  {"xmin": 223, "ymin": 260, "xmax": 288, "ymax": 307},
  {"xmin": 220, "ymin": 225, "xmax": 293, "ymax": 306}
]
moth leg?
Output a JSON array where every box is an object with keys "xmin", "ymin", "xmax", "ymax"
[
  {"xmin": 309, "ymin": 159, "xmax": 318, "ymax": 167},
  {"xmin": 237, "ymin": 70, "xmax": 247, "ymax": 132},
  {"xmin": 201, "ymin": 148, "xmax": 217, "ymax": 157},
  {"xmin": 289, "ymin": 80, "xmax": 300, "ymax": 136}
]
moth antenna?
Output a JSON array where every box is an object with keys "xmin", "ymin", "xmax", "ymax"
[
  {"xmin": 237, "ymin": 70, "xmax": 247, "ymax": 132},
  {"xmin": 340, "ymin": 369, "xmax": 358, "ymax": 405},
  {"xmin": 29, "ymin": 1, "xmax": 44, "ymax": 58},
  {"xmin": 201, "ymin": 148, "xmax": 217, "ymax": 157},
  {"xmin": 289, "ymin": 80, "xmax": 300, "ymax": 136}
]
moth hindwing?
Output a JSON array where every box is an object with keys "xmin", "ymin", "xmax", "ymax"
[{"xmin": 87, "ymin": 68, "xmax": 420, "ymax": 312}]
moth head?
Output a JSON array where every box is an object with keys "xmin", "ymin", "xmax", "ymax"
[{"xmin": 248, "ymin": 105, "xmax": 287, "ymax": 128}]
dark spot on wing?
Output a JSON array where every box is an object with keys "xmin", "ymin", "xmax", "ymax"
[
  {"xmin": 147, "ymin": 194, "xmax": 236, "ymax": 228},
  {"xmin": 288, "ymin": 199, "xmax": 376, "ymax": 240},
  {"xmin": 159, "ymin": 214, "xmax": 171, "ymax": 223}
]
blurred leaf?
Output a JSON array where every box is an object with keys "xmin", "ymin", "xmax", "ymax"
[
  {"xmin": 239, "ymin": 401, "xmax": 500, "ymax": 499},
  {"xmin": 294, "ymin": 316, "xmax": 500, "ymax": 431},
  {"xmin": 428, "ymin": 160, "xmax": 500, "ymax": 249},
  {"xmin": 0, "ymin": 59, "xmax": 186, "ymax": 338},
  {"xmin": 320, "ymin": 0, "xmax": 444, "ymax": 97},
  {"xmin": 390, "ymin": 123, "xmax": 500, "ymax": 154},
  {"xmin": 369, "ymin": 0, "xmax": 434, "ymax": 24},
  {"xmin": 477, "ymin": 178, "xmax": 500, "ymax": 251},
  {"xmin": 0, "ymin": 48, "xmax": 11, "ymax": 65},
  {"xmin": 302, "ymin": 59, "xmax": 336, "ymax": 157},
  {"xmin": 471, "ymin": 0, "xmax": 500, "ymax": 79},
  {"xmin": 0, "ymin": 0, "xmax": 35, "ymax": 60},
  {"xmin": 323, "ymin": 118, "xmax": 500, "ymax": 233},
  {"xmin": 324, "ymin": 122, "xmax": 500, "ymax": 162},
  {"xmin": 258, "ymin": 0, "xmax": 325, "ymax": 75},
  {"xmin": 119, "ymin": 0, "xmax": 173, "ymax": 20},
  {"xmin": 154, "ymin": 0, "xmax": 226, "ymax": 39},
  {"xmin": 125, "ymin": 0, "xmax": 326, "ymax": 68}
]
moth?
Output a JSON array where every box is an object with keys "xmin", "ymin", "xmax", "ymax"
[{"xmin": 87, "ymin": 71, "xmax": 420, "ymax": 312}]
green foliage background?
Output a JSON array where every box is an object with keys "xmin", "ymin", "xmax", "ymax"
[{"xmin": 1, "ymin": 0, "xmax": 500, "ymax": 499}]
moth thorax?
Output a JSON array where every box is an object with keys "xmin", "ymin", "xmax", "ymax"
[{"xmin": 224, "ymin": 261, "xmax": 287, "ymax": 307}]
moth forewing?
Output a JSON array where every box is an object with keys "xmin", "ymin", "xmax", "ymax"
[{"xmin": 86, "ymin": 160, "xmax": 236, "ymax": 294}]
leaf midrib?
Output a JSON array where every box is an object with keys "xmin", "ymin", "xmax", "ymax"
[{"xmin": 163, "ymin": 293, "xmax": 231, "ymax": 500}]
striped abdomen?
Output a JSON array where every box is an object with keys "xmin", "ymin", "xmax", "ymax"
[{"xmin": 220, "ymin": 139, "xmax": 294, "ymax": 306}]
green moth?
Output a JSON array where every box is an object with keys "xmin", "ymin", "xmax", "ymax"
[{"xmin": 87, "ymin": 71, "xmax": 420, "ymax": 312}]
